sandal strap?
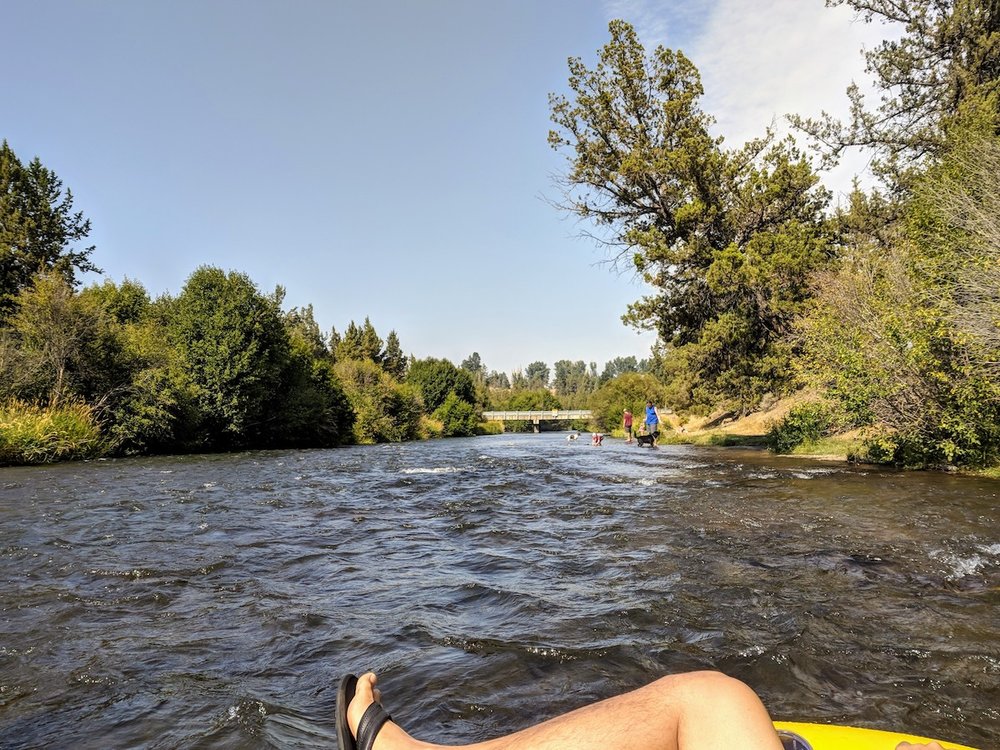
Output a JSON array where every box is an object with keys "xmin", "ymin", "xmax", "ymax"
[{"xmin": 356, "ymin": 702, "xmax": 392, "ymax": 750}]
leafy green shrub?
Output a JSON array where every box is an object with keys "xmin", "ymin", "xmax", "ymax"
[
  {"xmin": 856, "ymin": 434, "xmax": 898, "ymax": 465},
  {"xmin": 766, "ymin": 402, "xmax": 833, "ymax": 453},
  {"xmin": 477, "ymin": 420, "xmax": 503, "ymax": 435},
  {"xmin": 407, "ymin": 358, "xmax": 474, "ymax": 413},
  {"xmin": 167, "ymin": 266, "xmax": 290, "ymax": 449},
  {"xmin": 0, "ymin": 400, "xmax": 104, "ymax": 465},
  {"xmin": 432, "ymin": 393, "xmax": 479, "ymax": 437},
  {"xmin": 491, "ymin": 389, "xmax": 561, "ymax": 411},
  {"xmin": 588, "ymin": 372, "xmax": 670, "ymax": 432},
  {"xmin": 504, "ymin": 420, "xmax": 536, "ymax": 433},
  {"xmin": 334, "ymin": 359, "xmax": 422, "ymax": 443},
  {"xmin": 419, "ymin": 415, "xmax": 444, "ymax": 439},
  {"xmin": 265, "ymin": 344, "xmax": 354, "ymax": 449}
]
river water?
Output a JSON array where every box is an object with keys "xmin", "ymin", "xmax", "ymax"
[{"xmin": 1, "ymin": 434, "xmax": 997, "ymax": 749}]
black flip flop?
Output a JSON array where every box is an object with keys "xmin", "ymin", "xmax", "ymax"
[
  {"xmin": 336, "ymin": 673, "xmax": 394, "ymax": 750},
  {"xmin": 336, "ymin": 674, "xmax": 358, "ymax": 750}
]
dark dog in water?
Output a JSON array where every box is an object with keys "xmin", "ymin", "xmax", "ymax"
[{"xmin": 636, "ymin": 431, "xmax": 659, "ymax": 447}]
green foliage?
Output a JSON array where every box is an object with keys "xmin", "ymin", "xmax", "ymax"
[
  {"xmin": 106, "ymin": 362, "xmax": 184, "ymax": 454},
  {"xmin": 0, "ymin": 141, "xmax": 98, "ymax": 319},
  {"xmin": 418, "ymin": 415, "xmax": 444, "ymax": 439},
  {"xmin": 477, "ymin": 420, "xmax": 504, "ymax": 435},
  {"xmin": 523, "ymin": 361, "xmax": 550, "ymax": 388},
  {"xmin": 167, "ymin": 266, "xmax": 290, "ymax": 449},
  {"xmin": 0, "ymin": 259, "xmax": 404, "ymax": 459},
  {"xmin": 799, "ymin": 130, "xmax": 1000, "ymax": 468},
  {"xmin": 858, "ymin": 435, "xmax": 899, "ymax": 466},
  {"xmin": 334, "ymin": 359, "xmax": 422, "ymax": 443},
  {"xmin": 766, "ymin": 402, "xmax": 834, "ymax": 454},
  {"xmin": 406, "ymin": 357, "xmax": 474, "ymax": 413},
  {"xmin": 550, "ymin": 21, "xmax": 832, "ymax": 413},
  {"xmin": 588, "ymin": 372, "xmax": 669, "ymax": 432},
  {"xmin": 268, "ymin": 341, "xmax": 353, "ymax": 449},
  {"xmin": 432, "ymin": 392, "xmax": 479, "ymax": 437},
  {"xmin": 552, "ymin": 360, "xmax": 597, "ymax": 397},
  {"xmin": 335, "ymin": 321, "xmax": 363, "ymax": 362},
  {"xmin": 0, "ymin": 274, "xmax": 189, "ymax": 455},
  {"xmin": 271, "ymin": 305, "xmax": 354, "ymax": 446},
  {"xmin": 491, "ymin": 388, "xmax": 561, "ymax": 411},
  {"xmin": 548, "ymin": 20, "xmax": 721, "ymax": 264},
  {"xmin": 460, "ymin": 352, "xmax": 484, "ymax": 376},
  {"xmin": 648, "ymin": 343, "xmax": 703, "ymax": 416},
  {"xmin": 283, "ymin": 304, "xmax": 328, "ymax": 360},
  {"xmin": 470, "ymin": 378, "xmax": 491, "ymax": 411},
  {"xmin": 0, "ymin": 399, "xmax": 104, "ymax": 465},
  {"xmin": 84, "ymin": 277, "xmax": 151, "ymax": 325},
  {"xmin": 599, "ymin": 356, "xmax": 647, "ymax": 384},
  {"xmin": 486, "ymin": 370, "xmax": 511, "ymax": 389},
  {"xmin": 335, "ymin": 317, "xmax": 383, "ymax": 364},
  {"xmin": 75, "ymin": 282, "xmax": 154, "ymax": 398},
  {"xmin": 1, "ymin": 272, "xmax": 108, "ymax": 406},
  {"xmin": 908, "ymin": 127, "xmax": 1000, "ymax": 359},
  {"xmin": 382, "ymin": 330, "xmax": 407, "ymax": 379},
  {"xmin": 359, "ymin": 318, "xmax": 383, "ymax": 363},
  {"xmin": 484, "ymin": 385, "xmax": 564, "ymax": 433},
  {"xmin": 80, "ymin": 279, "xmax": 223, "ymax": 456},
  {"xmin": 794, "ymin": 0, "xmax": 1000, "ymax": 184}
]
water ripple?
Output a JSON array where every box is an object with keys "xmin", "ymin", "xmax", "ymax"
[{"xmin": 0, "ymin": 435, "xmax": 996, "ymax": 748}]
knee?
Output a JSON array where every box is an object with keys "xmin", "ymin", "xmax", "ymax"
[
  {"xmin": 656, "ymin": 670, "xmax": 760, "ymax": 704},
  {"xmin": 675, "ymin": 669, "xmax": 742, "ymax": 689}
]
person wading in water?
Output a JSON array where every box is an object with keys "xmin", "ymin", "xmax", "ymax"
[{"xmin": 644, "ymin": 400, "xmax": 662, "ymax": 445}]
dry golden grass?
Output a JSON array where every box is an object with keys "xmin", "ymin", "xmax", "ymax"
[
  {"xmin": 671, "ymin": 392, "xmax": 817, "ymax": 437},
  {"xmin": 662, "ymin": 393, "xmax": 860, "ymax": 460}
]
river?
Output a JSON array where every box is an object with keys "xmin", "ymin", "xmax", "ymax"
[{"xmin": 1, "ymin": 434, "xmax": 997, "ymax": 748}]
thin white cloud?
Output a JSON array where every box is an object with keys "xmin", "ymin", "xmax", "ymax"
[
  {"xmin": 693, "ymin": 1, "xmax": 872, "ymax": 138},
  {"xmin": 603, "ymin": 0, "xmax": 895, "ymax": 198},
  {"xmin": 691, "ymin": 0, "xmax": 889, "ymax": 196}
]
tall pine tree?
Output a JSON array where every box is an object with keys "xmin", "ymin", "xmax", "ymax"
[{"xmin": 1, "ymin": 141, "xmax": 98, "ymax": 319}]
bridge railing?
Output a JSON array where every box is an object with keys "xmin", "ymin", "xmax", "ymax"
[
  {"xmin": 481, "ymin": 410, "xmax": 594, "ymax": 433},
  {"xmin": 481, "ymin": 410, "xmax": 592, "ymax": 422}
]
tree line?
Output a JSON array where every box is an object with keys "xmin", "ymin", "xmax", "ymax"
[
  {"xmin": 0, "ymin": 147, "xmax": 650, "ymax": 464},
  {"xmin": 547, "ymin": 1, "xmax": 1000, "ymax": 468}
]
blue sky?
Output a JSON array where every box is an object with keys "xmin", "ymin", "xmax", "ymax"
[{"xmin": 3, "ymin": 1, "xmax": 886, "ymax": 376}]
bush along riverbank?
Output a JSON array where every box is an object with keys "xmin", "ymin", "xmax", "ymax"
[
  {"xmin": 647, "ymin": 394, "xmax": 989, "ymax": 472},
  {"xmin": 647, "ymin": 396, "xmax": 866, "ymax": 464},
  {"xmin": 0, "ymin": 400, "xmax": 105, "ymax": 465},
  {"xmin": 0, "ymin": 397, "xmax": 510, "ymax": 466}
]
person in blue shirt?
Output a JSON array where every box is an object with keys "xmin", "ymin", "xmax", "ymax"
[{"xmin": 644, "ymin": 400, "xmax": 663, "ymax": 444}]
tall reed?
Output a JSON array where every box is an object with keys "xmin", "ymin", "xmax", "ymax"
[{"xmin": 0, "ymin": 400, "xmax": 105, "ymax": 465}]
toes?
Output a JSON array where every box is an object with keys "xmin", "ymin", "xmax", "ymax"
[{"xmin": 348, "ymin": 672, "xmax": 379, "ymax": 736}]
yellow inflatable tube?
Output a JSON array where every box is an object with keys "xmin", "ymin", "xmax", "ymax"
[{"xmin": 773, "ymin": 721, "xmax": 982, "ymax": 750}]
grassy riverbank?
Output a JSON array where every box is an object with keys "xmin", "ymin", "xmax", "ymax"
[
  {"xmin": 658, "ymin": 429, "xmax": 863, "ymax": 461},
  {"xmin": 608, "ymin": 395, "xmax": 865, "ymax": 462},
  {"xmin": 0, "ymin": 400, "xmax": 105, "ymax": 465}
]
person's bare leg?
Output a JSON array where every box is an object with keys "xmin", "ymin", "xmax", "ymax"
[{"xmin": 345, "ymin": 670, "xmax": 783, "ymax": 750}]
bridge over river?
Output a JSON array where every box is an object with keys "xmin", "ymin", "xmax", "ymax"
[{"xmin": 481, "ymin": 409, "xmax": 592, "ymax": 432}]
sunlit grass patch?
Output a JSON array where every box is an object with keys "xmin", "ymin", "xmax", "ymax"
[
  {"xmin": 658, "ymin": 430, "xmax": 767, "ymax": 448},
  {"xmin": 0, "ymin": 400, "xmax": 104, "ymax": 465}
]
